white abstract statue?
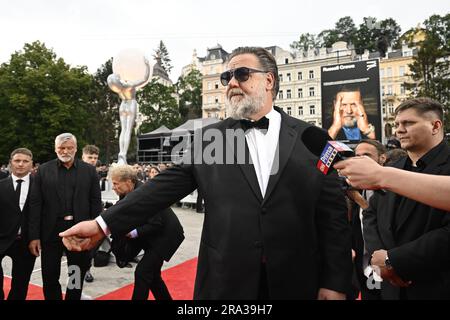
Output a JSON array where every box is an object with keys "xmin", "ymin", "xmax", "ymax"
[{"xmin": 108, "ymin": 49, "xmax": 152, "ymax": 164}]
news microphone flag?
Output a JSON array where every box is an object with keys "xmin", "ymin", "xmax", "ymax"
[{"xmin": 317, "ymin": 141, "xmax": 353, "ymax": 174}]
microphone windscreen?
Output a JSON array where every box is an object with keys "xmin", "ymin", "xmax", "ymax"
[{"xmin": 301, "ymin": 126, "xmax": 333, "ymax": 157}]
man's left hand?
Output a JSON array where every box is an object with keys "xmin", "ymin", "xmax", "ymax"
[{"xmin": 371, "ymin": 249, "xmax": 412, "ymax": 288}]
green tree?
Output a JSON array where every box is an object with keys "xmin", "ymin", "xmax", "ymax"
[
  {"xmin": 0, "ymin": 41, "xmax": 93, "ymax": 163},
  {"xmin": 354, "ymin": 17, "xmax": 401, "ymax": 55},
  {"xmin": 290, "ymin": 33, "xmax": 322, "ymax": 51},
  {"xmin": 320, "ymin": 16, "xmax": 358, "ymax": 48},
  {"xmin": 85, "ymin": 58, "xmax": 121, "ymax": 164},
  {"xmin": 177, "ymin": 68, "xmax": 203, "ymax": 121},
  {"xmin": 406, "ymin": 14, "xmax": 450, "ymax": 130},
  {"xmin": 153, "ymin": 40, "xmax": 173, "ymax": 74},
  {"xmin": 137, "ymin": 78, "xmax": 181, "ymax": 134}
]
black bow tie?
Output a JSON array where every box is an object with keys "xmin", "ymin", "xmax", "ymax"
[{"xmin": 240, "ymin": 117, "xmax": 269, "ymax": 132}]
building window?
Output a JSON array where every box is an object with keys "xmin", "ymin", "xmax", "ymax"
[
  {"xmin": 287, "ymin": 89, "xmax": 292, "ymax": 99},
  {"xmin": 399, "ymin": 66, "xmax": 405, "ymax": 77},
  {"xmin": 215, "ymin": 82, "xmax": 219, "ymax": 89},
  {"xmin": 298, "ymin": 88, "xmax": 303, "ymax": 98},
  {"xmin": 380, "ymin": 69, "xmax": 384, "ymax": 78},
  {"xmin": 215, "ymin": 96, "xmax": 219, "ymax": 103},
  {"xmin": 208, "ymin": 96, "xmax": 212, "ymax": 104},
  {"xmin": 278, "ymin": 90, "xmax": 284, "ymax": 100},
  {"xmin": 285, "ymin": 58, "xmax": 289, "ymax": 64},
  {"xmin": 310, "ymin": 105, "xmax": 315, "ymax": 115},
  {"xmin": 309, "ymin": 87, "xmax": 315, "ymax": 97},
  {"xmin": 298, "ymin": 72, "xmax": 303, "ymax": 80},
  {"xmin": 400, "ymin": 84, "xmax": 406, "ymax": 95},
  {"xmin": 382, "ymin": 107, "xmax": 386, "ymax": 114},
  {"xmin": 287, "ymin": 73, "xmax": 291, "ymax": 82},
  {"xmin": 387, "ymin": 67, "xmax": 392, "ymax": 77},
  {"xmin": 309, "ymin": 70, "xmax": 314, "ymax": 79},
  {"xmin": 381, "ymin": 85, "xmax": 385, "ymax": 96},
  {"xmin": 207, "ymin": 82, "xmax": 212, "ymax": 90},
  {"xmin": 287, "ymin": 107, "xmax": 292, "ymax": 115},
  {"xmin": 279, "ymin": 74, "xmax": 283, "ymax": 82},
  {"xmin": 387, "ymin": 85, "xmax": 393, "ymax": 95},
  {"xmin": 388, "ymin": 102, "xmax": 394, "ymax": 114},
  {"xmin": 298, "ymin": 106, "xmax": 303, "ymax": 115}
]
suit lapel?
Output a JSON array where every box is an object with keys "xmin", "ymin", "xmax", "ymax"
[
  {"xmin": 263, "ymin": 108, "xmax": 298, "ymax": 205},
  {"xmin": 23, "ymin": 175, "xmax": 33, "ymax": 211},
  {"xmin": 6, "ymin": 177, "xmax": 21, "ymax": 214},
  {"xmin": 228, "ymin": 119, "xmax": 264, "ymax": 202}
]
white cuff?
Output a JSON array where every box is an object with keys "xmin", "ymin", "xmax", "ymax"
[
  {"xmin": 128, "ymin": 229, "xmax": 139, "ymax": 238},
  {"xmin": 95, "ymin": 216, "xmax": 111, "ymax": 236}
]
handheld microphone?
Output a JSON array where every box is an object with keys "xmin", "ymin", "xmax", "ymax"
[
  {"xmin": 301, "ymin": 126, "xmax": 354, "ymax": 173},
  {"xmin": 301, "ymin": 126, "xmax": 386, "ymax": 197},
  {"xmin": 301, "ymin": 126, "xmax": 370, "ymax": 208}
]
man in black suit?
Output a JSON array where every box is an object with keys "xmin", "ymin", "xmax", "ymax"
[
  {"xmin": 0, "ymin": 148, "xmax": 36, "ymax": 300},
  {"xmin": 28, "ymin": 133, "xmax": 102, "ymax": 300},
  {"xmin": 109, "ymin": 165, "xmax": 184, "ymax": 300},
  {"xmin": 61, "ymin": 47, "xmax": 352, "ymax": 300},
  {"xmin": 364, "ymin": 97, "xmax": 450, "ymax": 300},
  {"xmin": 349, "ymin": 140, "xmax": 386, "ymax": 300}
]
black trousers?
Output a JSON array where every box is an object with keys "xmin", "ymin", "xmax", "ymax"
[
  {"xmin": 0, "ymin": 237, "xmax": 36, "ymax": 300},
  {"xmin": 132, "ymin": 250, "xmax": 172, "ymax": 300},
  {"xmin": 40, "ymin": 219, "xmax": 90, "ymax": 300}
]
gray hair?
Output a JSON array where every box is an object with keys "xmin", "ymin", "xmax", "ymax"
[
  {"xmin": 55, "ymin": 133, "xmax": 77, "ymax": 147},
  {"xmin": 228, "ymin": 46, "xmax": 279, "ymax": 101},
  {"xmin": 109, "ymin": 164, "xmax": 138, "ymax": 183}
]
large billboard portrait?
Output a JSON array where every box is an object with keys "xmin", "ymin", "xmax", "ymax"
[{"xmin": 321, "ymin": 60, "xmax": 382, "ymax": 143}]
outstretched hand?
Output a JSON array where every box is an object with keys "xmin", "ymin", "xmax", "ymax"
[{"xmin": 59, "ymin": 220, "xmax": 106, "ymax": 251}]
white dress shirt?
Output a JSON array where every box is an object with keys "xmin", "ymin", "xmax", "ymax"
[
  {"xmin": 12, "ymin": 173, "xmax": 30, "ymax": 211},
  {"xmin": 12, "ymin": 173, "xmax": 30, "ymax": 235},
  {"xmin": 96, "ymin": 107, "xmax": 282, "ymax": 235},
  {"xmin": 244, "ymin": 107, "xmax": 281, "ymax": 198}
]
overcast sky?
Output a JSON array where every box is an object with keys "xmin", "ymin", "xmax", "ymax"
[{"xmin": 1, "ymin": 0, "xmax": 448, "ymax": 82}]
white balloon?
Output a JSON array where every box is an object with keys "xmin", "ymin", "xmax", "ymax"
[{"xmin": 112, "ymin": 48, "xmax": 151, "ymax": 83}]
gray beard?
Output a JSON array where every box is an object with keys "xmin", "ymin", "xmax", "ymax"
[{"xmin": 225, "ymin": 86, "xmax": 266, "ymax": 120}]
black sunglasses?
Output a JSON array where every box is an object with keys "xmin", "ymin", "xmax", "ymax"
[{"xmin": 220, "ymin": 67, "xmax": 268, "ymax": 86}]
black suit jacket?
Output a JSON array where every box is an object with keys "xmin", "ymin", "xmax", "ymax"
[
  {"xmin": 363, "ymin": 143, "xmax": 450, "ymax": 299},
  {"xmin": 0, "ymin": 176, "xmax": 33, "ymax": 254},
  {"xmin": 29, "ymin": 159, "xmax": 102, "ymax": 242},
  {"xmin": 118, "ymin": 181, "xmax": 185, "ymax": 262},
  {"xmin": 102, "ymin": 107, "xmax": 352, "ymax": 299}
]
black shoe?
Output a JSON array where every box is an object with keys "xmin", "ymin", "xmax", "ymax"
[{"xmin": 85, "ymin": 270, "xmax": 94, "ymax": 283}]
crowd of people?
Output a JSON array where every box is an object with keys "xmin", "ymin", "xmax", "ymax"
[{"xmin": 1, "ymin": 45, "xmax": 450, "ymax": 301}]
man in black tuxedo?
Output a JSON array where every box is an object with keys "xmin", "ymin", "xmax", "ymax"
[
  {"xmin": 109, "ymin": 165, "xmax": 184, "ymax": 300},
  {"xmin": 28, "ymin": 133, "xmax": 102, "ymax": 300},
  {"xmin": 364, "ymin": 98, "xmax": 450, "ymax": 300},
  {"xmin": 61, "ymin": 47, "xmax": 352, "ymax": 300},
  {"xmin": 0, "ymin": 148, "xmax": 36, "ymax": 300}
]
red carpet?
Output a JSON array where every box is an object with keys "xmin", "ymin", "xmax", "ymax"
[
  {"xmin": 96, "ymin": 257, "xmax": 197, "ymax": 300},
  {"xmin": 3, "ymin": 276, "xmax": 45, "ymax": 300},
  {"xmin": 2, "ymin": 257, "xmax": 197, "ymax": 300}
]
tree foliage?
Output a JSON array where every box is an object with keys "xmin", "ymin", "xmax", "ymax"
[
  {"xmin": 85, "ymin": 58, "xmax": 121, "ymax": 164},
  {"xmin": 0, "ymin": 41, "xmax": 93, "ymax": 164},
  {"xmin": 177, "ymin": 68, "xmax": 203, "ymax": 121},
  {"xmin": 292, "ymin": 16, "xmax": 401, "ymax": 56},
  {"xmin": 405, "ymin": 14, "xmax": 450, "ymax": 130},
  {"xmin": 153, "ymin": 40, "xmax": 173, "ymax": 74},
  {"xmin": 137, "ymin": 78, "xmax": 181, "ymax": 134}
]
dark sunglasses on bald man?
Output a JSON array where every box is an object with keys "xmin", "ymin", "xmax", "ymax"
[{"xmin": 220, "ymin": 67, "xmax": 268, "ymax": 86}]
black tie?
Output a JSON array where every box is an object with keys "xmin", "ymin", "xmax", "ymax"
[
  {"xmin": 16, "ymin": 179, "xmax": 23, "ymax": 203},
  {"xmin": 240, "ymin": 117, "xmax": 269, "ymax": 132}
]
